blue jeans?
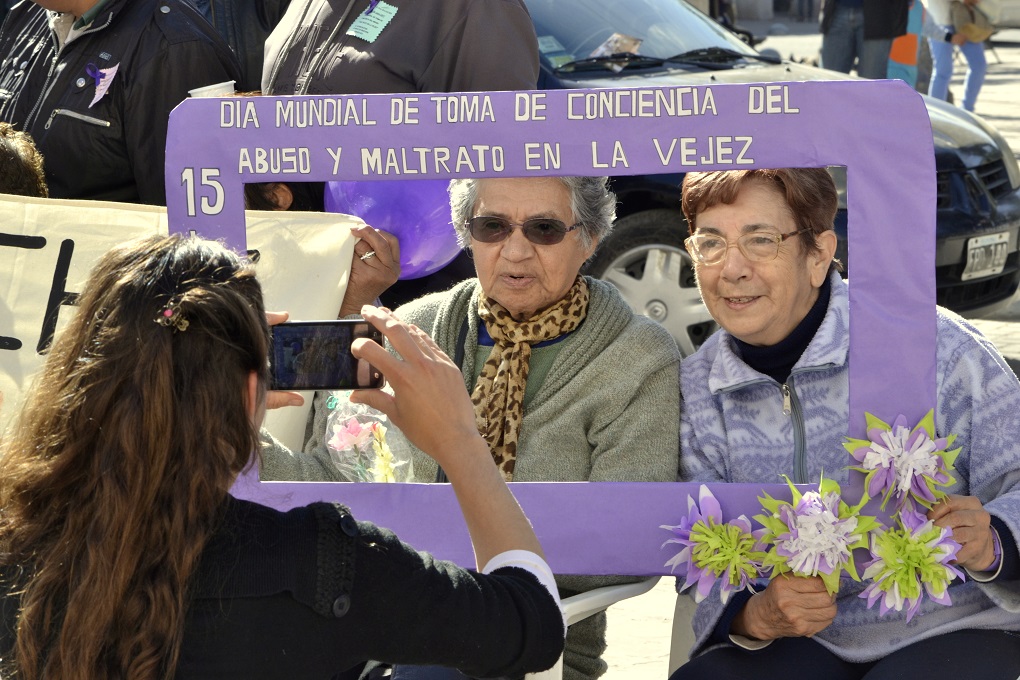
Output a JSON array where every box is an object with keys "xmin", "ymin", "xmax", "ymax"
[
  {"xmin": 820, "ymin": 4, "xmax": 894, "ymax": 79},
  {"xmin": 928, "ymin": 30, "xmax": 987, "ymax": 111}
]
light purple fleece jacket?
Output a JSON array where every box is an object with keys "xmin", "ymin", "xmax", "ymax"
[{"xmin": 679, "ymin": 272, "xmax": 1020, "ymax": 662}]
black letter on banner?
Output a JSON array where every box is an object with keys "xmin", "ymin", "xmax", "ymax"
[
  {"xmin": 0, "ymin": 233, "xmax": 47, "ymax": 351},
  {"xmin": 37, "ymin": 239, "xmax": 79, "ymax": 354}
]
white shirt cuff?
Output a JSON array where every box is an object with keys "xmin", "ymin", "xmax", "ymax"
[
  {"xmin": 482, "ymin": 549, "xmax": 566, "ymax": 634},
  {"xmin": 728, "ymin": 633, "xmax": 774, "ymax": 651}
]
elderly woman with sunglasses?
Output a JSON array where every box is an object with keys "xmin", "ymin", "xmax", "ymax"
[
  {"xmin": 672, "ymin": 168, "xmax": 1020, "ymax": 680},
  {"xmin": 275, "ymin": 176, "xmax": 680, "ymax": 680}
]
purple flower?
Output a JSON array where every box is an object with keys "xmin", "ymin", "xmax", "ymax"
[
  {"xmin": 662, "ymin": 485, "xmax": 766, "ymax": 604},
  {"xmin": 845, "ymin": 412, "xmax": 959, "ymax": 512}
]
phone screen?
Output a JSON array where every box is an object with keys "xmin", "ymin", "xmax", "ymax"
[{"xmin": 270, "ymin": 320, "xmax": 385, "ymax": 390}]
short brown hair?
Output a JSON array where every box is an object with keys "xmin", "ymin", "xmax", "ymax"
[
  {"xmin": 0, "ymin": 122, "xmax": 48, "ymax": 198},
  {"xmin": 681, "ymin": 168, "xmax": 840, "ymax": 269}
]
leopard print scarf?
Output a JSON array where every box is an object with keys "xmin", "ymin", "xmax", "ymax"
[{"xmin": 471, "ymin": 276, "xmax": 590, "ymax": 480}]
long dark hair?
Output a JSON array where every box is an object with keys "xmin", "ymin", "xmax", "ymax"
[{"xmin": 0, "ymin": 234, "xmax": 270, "ymax": 679}]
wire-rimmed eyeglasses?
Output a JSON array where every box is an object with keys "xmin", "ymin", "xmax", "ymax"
[{"xmin": 684, "ymin": 228, "xmax": 811, "ymax": 266}]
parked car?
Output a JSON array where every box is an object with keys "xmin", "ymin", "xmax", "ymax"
[{"xmin": 524, "ymin": 0, "xmax": 1020, "ymax": 355}]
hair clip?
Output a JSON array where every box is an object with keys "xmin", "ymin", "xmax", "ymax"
[{"xmin": 154, "ymin": 298, "xmax": 189, "ymax": 332}]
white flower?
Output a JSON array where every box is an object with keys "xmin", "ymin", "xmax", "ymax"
[
  {"xmin": 862, "ymin": 424, "xmax": 939, "ymax": 497},
  {"xmin": 778, "ymin": 491, "xmax": 858, "ymax": 576}
]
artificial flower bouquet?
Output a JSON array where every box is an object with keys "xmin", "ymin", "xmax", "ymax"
[
  {"xmin": 324, "ymin": 393, "xmax": 414, "ymax": 483},
  {"xmin": 756, "ymin": 476, "xmax": 877, "ymax": 596},
  {"xmin": 661, "ymin": 478, "xmax": 873, "ymax": 604},
  {"xmin": 664, "ymin": 410, "xmax": 964, "ymax": 620},
  {"xmin": 846, "ymin": 410, "xmax": 963, "ymax": 620}
]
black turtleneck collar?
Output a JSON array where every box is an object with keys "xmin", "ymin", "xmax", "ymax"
[{"xmin": 733, "ymin": 274, "xmax": 832, "ymax": 384}]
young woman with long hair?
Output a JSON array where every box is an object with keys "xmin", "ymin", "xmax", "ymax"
[{"xmin": 0, "ymin": 234, "xmax": 563, "ymax": 680}]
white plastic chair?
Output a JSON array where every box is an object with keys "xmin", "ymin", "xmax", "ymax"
[
  {"xmin": 667, "ymin": 592, "xmax": 698, "ymax": 676},
  {"xmin": 525, "ymin": 576, "xmax": 661, "ymax": 680}
]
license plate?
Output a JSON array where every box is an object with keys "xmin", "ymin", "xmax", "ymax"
[{"xmin": 961, "ymin": 232, "xmax": 1010, "ymax": 281}]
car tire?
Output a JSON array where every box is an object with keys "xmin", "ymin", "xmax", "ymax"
[{"xmin": 585, "ymin": 208, "xmax": 717, "ymax": 356}]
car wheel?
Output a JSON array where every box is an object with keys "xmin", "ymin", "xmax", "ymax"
[{"xmin": 586, "ymin": 209, "xmax": 717, "ymax": 357}]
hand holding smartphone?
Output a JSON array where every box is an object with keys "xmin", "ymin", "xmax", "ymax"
[{"xmin": 270, "ymin": 320, "xmax": 385, "ymax": 390}]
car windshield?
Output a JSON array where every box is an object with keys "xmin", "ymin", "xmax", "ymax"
[{"xmin": 523, "ymin": 0, "xmax": 759, "ymax": 72}]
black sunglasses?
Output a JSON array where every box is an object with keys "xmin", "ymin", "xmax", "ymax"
[{"xmin": 465, "ymin": 216, "xmax": 581, "ymax": 245}]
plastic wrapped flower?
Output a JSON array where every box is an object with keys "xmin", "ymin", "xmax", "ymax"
[
  {"xmin": 756, "ymin": 476, "xmax": 879, "ymax": 596},
  {"xmin": 329, "ymin": 417, "xmax": 373, "ymax": 452},
  {"xmin": 367, "ymin": 422, "xmax": 402, "ymax": 483},
  {"xmin": 327, "ymin": 408, "xmax": 410, "ymax": 483},
  {"xmin": 844, "ymin": 410, "xmax": 959, "ymax": 512},
  {"xmin": 859, "ymin": 500, "xmax": 964, "ymax": 622},
  {"xmin": 661, "ymin": 485, "xmax": 767, "ymax": 604}
]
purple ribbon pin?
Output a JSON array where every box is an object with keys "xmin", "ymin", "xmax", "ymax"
[
  {"xmin": 86, "ymin": 61, "xmax": 119, "ymax": 108},
  {"xmin": 85, "ymin": 63, "xmax": 104, "ymax": 88}
]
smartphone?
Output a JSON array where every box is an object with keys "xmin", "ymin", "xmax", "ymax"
[{"xmin": 270, "ymin": 320, "xmax": 385, "ymax": 390}]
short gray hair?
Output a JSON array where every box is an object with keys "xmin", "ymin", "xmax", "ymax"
[{"xmin": 448, "ymin": 177, "xmax": 617, "ymax": 250}]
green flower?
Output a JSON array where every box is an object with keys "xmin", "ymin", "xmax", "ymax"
[
  {"xmin": 860, "ymin": 502, "xmax": 964, "ymax": 621},
  {"xmin": 663, "ymin": 485, "xmax": 767, "ymax": 604}
]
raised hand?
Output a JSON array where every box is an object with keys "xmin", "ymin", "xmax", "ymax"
[{"xmin": 340, "ymin": 226, "xmax": 401, "ymax": 318}]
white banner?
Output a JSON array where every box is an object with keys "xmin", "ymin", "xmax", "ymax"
[{"xmin": 0, "ymin": 193, "xmax": 356, "ymax": 450}]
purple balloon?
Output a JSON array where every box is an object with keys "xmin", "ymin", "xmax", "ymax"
[{"xmin": 324, "ymin": 179, "xmax": 461, "ymax": 280}]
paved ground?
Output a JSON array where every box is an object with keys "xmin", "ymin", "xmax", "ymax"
[{"xmin": 602, "ymin": 17, "xmax": 1020, "ymax": 678}]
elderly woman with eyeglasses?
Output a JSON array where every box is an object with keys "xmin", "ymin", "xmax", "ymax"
[
  {"xmin": 270, "ymin": 176, "xmax": 680, "ymax": 680},
  {"xmin": 672, "ymin": 168, "xmax": 1020, "ymax": 680}
]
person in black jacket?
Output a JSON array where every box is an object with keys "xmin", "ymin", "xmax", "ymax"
[
  {"xmin": 261, "ymin": 0, "xmax": 541, "ymax": 310},
  {"xmin": 201, "ymin": 0, "xmax": 290, "ymax": 91},
  {"xmin": 819, "ymin": 0, "xmax": 909, "ymax": 78},
  {"xmin": 0, "ymin": 233, "xmax": 564, "ymax": 679},
  {"xmin": 0, "ymin": 0, "xmax": 240, "ymax": 204}
]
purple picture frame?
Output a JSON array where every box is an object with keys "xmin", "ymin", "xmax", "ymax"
[{"xmin": 165, "ymin": 81, "xmax": 936, "ymax": 574}]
